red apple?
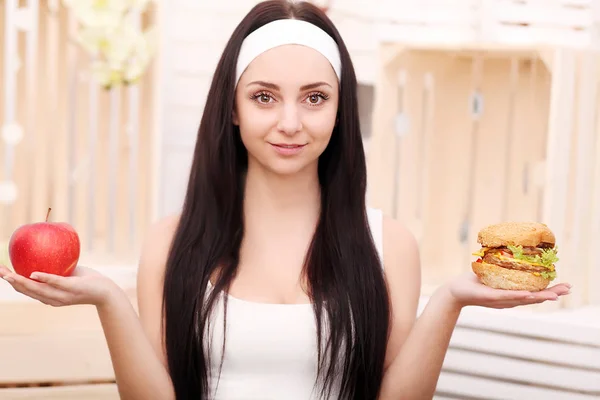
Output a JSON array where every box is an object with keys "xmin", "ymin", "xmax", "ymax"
[{"xmin": 8, "ymin": 208, "xmax": 80, "ymax": 279}]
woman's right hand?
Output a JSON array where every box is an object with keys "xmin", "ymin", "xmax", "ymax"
[{"xmin": 0, "ymin": 265, "xmax": 119, "ymax": 308}]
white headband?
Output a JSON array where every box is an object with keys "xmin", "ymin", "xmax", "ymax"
[{"xmin": 235, "ymin": 19, "xmax": 342, "ymax": 85}]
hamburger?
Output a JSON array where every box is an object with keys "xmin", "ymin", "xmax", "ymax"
[{"xmin": 472, "ymin": 222, "xmax": 559, "ymax": 291}]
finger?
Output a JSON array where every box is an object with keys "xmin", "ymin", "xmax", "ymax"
[
  {"xmin": 494, "ymin": 287, "xmax": 560, "ymax": 302},
  {"xmin": 4, "ymin": 275, "xmax": 62, "ymax": 306},
  {"xmin": 488, "ymin": 289, "xmax": 534, "ymax": 301},
  {"xmin": 0, "ymin": 265, "xmax": 12, "ymax": 276},
  {"xmin": 547, "ymin": 288, "xmax": 570, "ymax": 297},
  {"xmin": 489, "ymin": 300, "xmax": 538, "ymax": 309},
  {"xmin": 489, "ymin": 290, "xmax": 559, "ymax": 306},
  {"xmin": 30, "ymin": 272, "xmax": 73, "ymax": 291},
  {"xmin": 490, "ymin": 295, "xmax": 557, "ymax": 309},
  {"xmin": 546, "ymin": 284, "xmax": 571, "ymax": 296},
  {"xmin": 549, "ymin": 282, "xmax": 572, "ymax": 289},
  {"xmin": 10, "ymin": 283, "xmax": 63, "ymax": 307},
  {"xmin": 5, "ymin": 273, "xmax": 69, "ymax": 306},
  {"xmin": 526, "ymin": 291, "xmax": 559, "ymax": 301}
]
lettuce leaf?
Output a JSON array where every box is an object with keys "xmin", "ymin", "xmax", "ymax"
[
  {"xmin": 539, "ymin": 247, "xmax": 560, "ymax": 268},
  {"xmin": 506, "ymin": 244, "xmax": 559, "ymax": 270},
  {"xmin": 540, "ymin": 270, "xmax": 557, "ymax": 280}
]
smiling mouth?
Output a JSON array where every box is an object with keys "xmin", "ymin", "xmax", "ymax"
[
  {"xmin": 269, "ymin": 142, "xmax": 307, "ymax": 155},
  {"xmin": 270, "ymin": 143, "xmax": 306, "ymax": 148}
]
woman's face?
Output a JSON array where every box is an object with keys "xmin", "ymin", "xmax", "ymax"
[{"xmin": 234, "ymin": 44, "xmax": 339, "ymax": 176}]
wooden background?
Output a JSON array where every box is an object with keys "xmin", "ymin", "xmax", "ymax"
[{"xmin": 0, "ymin": 1, "xmax": 158, "ymax": 266}]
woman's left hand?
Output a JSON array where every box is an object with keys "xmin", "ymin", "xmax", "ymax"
[{"xmin": 446, "ymin": 272, "xmax": 571, "ymax": 309}]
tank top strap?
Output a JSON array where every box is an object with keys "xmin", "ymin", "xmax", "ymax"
[{"xmin": 366, "ymin": 207, "xmax": 384, "ymax": 268}]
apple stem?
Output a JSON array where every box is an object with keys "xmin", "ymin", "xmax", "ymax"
[{"xmin": 46, "ymin": 207, "xmax": 52, "ymax": 222}]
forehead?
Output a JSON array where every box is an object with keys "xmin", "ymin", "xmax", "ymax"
[{"xmin": 240, "ymin": 44, "xmax": 338, "ymax": 88}]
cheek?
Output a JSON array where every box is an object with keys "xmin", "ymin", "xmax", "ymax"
[
  {"xmin": 305, "ymin": 110, "xmax": 337, "ymax": 144},
  {"xmin": 237, "ymin": 115, "xmax": 275, "ymax": 161},
  {"xmin": 239, "ymin": 124, "xmax": 265, "ymax": 151},
  {"xmin": 236, "ymin": 104, "xmax": 271, "ymax": 142}
]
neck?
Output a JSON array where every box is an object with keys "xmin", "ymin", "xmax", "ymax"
[{"xmin": 243, "ymin": 160, "xmax": 321, "ymax": 227}]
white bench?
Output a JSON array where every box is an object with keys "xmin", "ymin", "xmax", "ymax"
[{"xmin": 421, "ymin": 297, "xmax": 600, "ymax": 400}]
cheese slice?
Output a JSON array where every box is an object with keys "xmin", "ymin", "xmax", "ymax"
[{"xmin": 495, "ymin": 254, "xmax": 554, "ymax": 270}]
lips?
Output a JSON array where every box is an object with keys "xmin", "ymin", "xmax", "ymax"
[
  {"xmin": 269, "ymin": 142, "xmax": 307, "ymax": 156},
  {"xmin": 271, "ymin": 143, "xmax": 305, "ymax": 148}
]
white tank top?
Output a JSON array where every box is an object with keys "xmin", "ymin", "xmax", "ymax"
[{"xmin": 205, "ymin": 207, "xmax": 384, "ymax": 399}]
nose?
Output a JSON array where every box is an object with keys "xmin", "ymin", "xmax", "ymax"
[{"xmin": 276, "ymin": 103, "xmax": 302, "ymax": 135}]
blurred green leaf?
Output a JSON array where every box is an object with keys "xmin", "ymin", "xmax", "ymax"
[{"xmin": 0, "ymin": 242, "xmax": 13, "ymax": 271}]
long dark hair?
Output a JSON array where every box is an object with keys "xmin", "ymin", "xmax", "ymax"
[{"xmin": 162, "ymin": 1, "xmax": 391, "ymax": 398}]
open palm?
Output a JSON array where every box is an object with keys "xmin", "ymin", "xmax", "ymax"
[
  {"xmin": 448, "ymin": 272, "xmax": 571, "ymax": 309},
  {"xmin": 0, "ymin": 265, "xmax": 117, "ymax": 307}
]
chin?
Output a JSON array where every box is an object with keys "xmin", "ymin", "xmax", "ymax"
[
  {"xmin": 266, "ymin": 159, "xmax": 314, "ymax": 176},
  {"xmin": 247, "ymin": 154, "xmax": 316, "ymax": 177}
]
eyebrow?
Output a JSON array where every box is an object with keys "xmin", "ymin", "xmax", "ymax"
[{"xmin": 246, "ymin": 81, "xmax": 332, "ymax": 91}]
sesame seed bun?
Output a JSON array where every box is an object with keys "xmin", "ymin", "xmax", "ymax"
[{"xmin": 477, "ymin": 221, "xmax": 555, "ymax": 248}]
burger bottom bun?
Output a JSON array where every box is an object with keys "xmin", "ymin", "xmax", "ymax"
[{"xmin": 471, "ymin": 261, "xmax": 550, "ymax": 292}]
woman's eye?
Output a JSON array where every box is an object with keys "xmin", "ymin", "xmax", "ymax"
[
  {"xmin": 252, "ymin": 92, "xmax": 274, "ymax": 104},
  {"xmin": 259, "ymin": 94, "xmax": 271, "ymax": 103},
  {"xmin": 306, "ymin": 92, "xmax": 328, "ymax": 106},
  {"xmin": 252, "ymin": 91, "xmax": 327, "ymax": 106},
  {"xmin": 308, "ymin": 94, "xmax": 320, "ymax": 104}
]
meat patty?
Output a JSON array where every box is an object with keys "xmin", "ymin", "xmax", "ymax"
[
  {"xmin": 491, "ymin": 246, "xmax": 544, "ymax": 256},
  {"xmin": 482, "ymin": 253, "xmax": 548, "ymax": 273}
]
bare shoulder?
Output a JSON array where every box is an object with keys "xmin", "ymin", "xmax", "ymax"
[
  {"xmin": 380, "ymin": 214, "xmax": 422, "ymax": 368},
  {"xmin": 143, "ymin": 214, "xmax": 181, "ymax": 249},
  {"xmin": 381, "ymin": 215, "xmax": 421, "ymax": 275},
  {"xmin": 136, "ymin": 213, "xmax": 181, "ymax": 367},
  {"xmin": 138, "ymin": 214, "xmax": 181, "ymax": 274}
]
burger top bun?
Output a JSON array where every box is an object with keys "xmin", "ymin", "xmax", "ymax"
[{"xmin": 477, "ymin": 221, "xmax": 556, "ymax": 248}]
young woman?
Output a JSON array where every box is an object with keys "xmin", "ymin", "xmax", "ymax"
[{"xmin": 0, "ymin": 1, "xmax": 570, "ymax": 399}]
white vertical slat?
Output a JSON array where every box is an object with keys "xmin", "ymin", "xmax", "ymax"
[
  {"xmin": 538, "ymin": 49, "xmax": 575, "ymax": 312},
  {"xmin": 2, "ymin": 0, "xmax": 18, "ymax": 184},
  {"xmin": 501, "ymin": 57, "xmax": 519, "ymax": 221},
  {"xmin": 67, "ymin": 13, "xmax": 79, "ymax": 225},
  {"xmin": 460, "ymin": 56, "xmax": 483, "ymax": 267},
  {"xmin": 592, "ymin": 1, "xmax": 600, "ymax": 51},
  {"xmin": 128, "ymin": 87, "xmax": 139, "ymax": 249},
  {"xmin": 46, "ymin": 0, "xmax": 59, "ymax": 210},
  {"xmin": 542, "ymin": 49, "xmax": 575, "ymax": 263},
  {"xmin": 29, "ymin": 1, "xmax": 53, "ymax": 220},
  {"xmin": 569, "ymin": 52, "xmax": 598, "ymax": 307},
  {"xmin": 128, "ymin": 10, "xmax": 142, "ymax": 249},
  {"xmin": 588, "ymin": 55, "xmax": 600, "ymax": 306},
  {"xmin": 530, "ymin": 57, "xmax": 546, "ymax": 223},
  {"xmin": 152, "ymin": 0, "xmax": 165, "ymax": 221},
  {"xmin": 23, "ymin": 0, "xmax": 39, "ymax": 223},
  {"xmin": 87, "ymin": 68, "xmax": 98, "ymax": 252},
  {"xmin": 391, "ymin": 69, "xmax": 407, "ymax": 219},
  {"xmin": 414, "ymin": 72, "xmax": 435, "ymax": 244},
  {"xmin": 108, "ymin": 88, "xmax": 120, "ymax": 253}
]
